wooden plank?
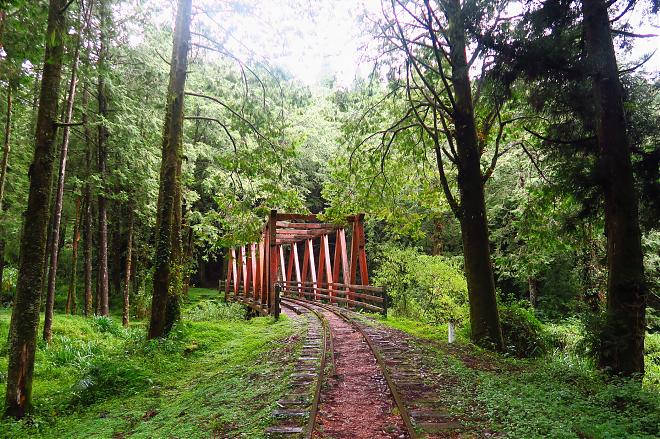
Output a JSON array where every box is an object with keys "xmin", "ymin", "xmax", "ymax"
[
  {"xmin": 277, "ymin": 228, "xmax": 336, "ymax": 235},
  {"xmin": 277, "ymin": 222, "xmax": 340, "ymax": 229},
  {"xmin": 275, "ymin": 213, "xmax": 319, "ymax": 221},
  {"xmin": 299, "ymin": 280, "xmax": 384, "ymax": 294}
]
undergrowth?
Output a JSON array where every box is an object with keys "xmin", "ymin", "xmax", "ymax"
[
  {"xmin": 379, "ymin": 315, "xmax": 660, "ymax": 439},
  {"xmin": 0, "ymin": 290, "xmax": 299, "ymax": 438}
]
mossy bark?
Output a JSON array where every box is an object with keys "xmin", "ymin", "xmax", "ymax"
[
  {"xmin": 148, "ymin": 0, "xmax": 192, "ymax": 339},
  {"xmin": 123, "ymin": 210, "xmax": 133, "ymax": 327},
  {"xmin": 66, "ymin": 197, "xmax": 81, "ymax": 315},
  {"xmin": 82, "ymin": 88, "xmax": 94, "ymax": 317},
  {"xmin": 44, "ymin": 24, "xmax": 82, "ymax": 340},
  {"xmin": 446, "ymin": 0, "xmax": 503, "ymax": 350},
  {"xmin": 4, "ymin": 0, "xmax": 66, "ymax": 418},
  {"xmin": 96, "ymin": 0, "xmax": 110, "ymax": 316},
  {"xmin": 0, "ymin": 85, "xmax": 12, "ymax": 292},
  {"xmin": 581, "ymin": 0, "xmax": 646, "ymax": 376}
]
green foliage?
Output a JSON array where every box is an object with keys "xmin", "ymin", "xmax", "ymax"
[
  {"xmin": 71, "ymin": 357, "xmax": 154, "ymax": 406},
  {"xmin": 645, "ymin": 333, "xmax": 660, "ymax": 388},
  {"xmin": 373, "ymin": 244, "xmax": 468, "ymax": 323},
  {"xmin": 380, "ymin": 317, "xmax": 660, "ymax": 438},
  {"xmin": 184, "ymin": 300, "xmax": 246, "ymax": 322},
  {"xmin": 0, "ymin": 292, "xmax": 299, "ymax": 438},
  {"xmin": 498, "ymin": 301, "xmax": 551, "ymax": 358},
  {"xmin": 90, "ymin": 316, "xmax": 125, "ymax": 337}
]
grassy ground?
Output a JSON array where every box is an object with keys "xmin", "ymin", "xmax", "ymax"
[
  {"xmin": 0, "ymin": 288, "xmax": 302, "ymax": 438},
  {"xmin": 377, "ymin": 316, "xmax": 660, "ymax": 439}
]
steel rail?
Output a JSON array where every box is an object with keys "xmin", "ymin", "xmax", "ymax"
[
  {"xmin": 280, "ymin": 298, "xmax": 334, "ymax": 439},
  {"xmin": 285, "ymin": 297, "xmax": 418, "ymax": 439}
]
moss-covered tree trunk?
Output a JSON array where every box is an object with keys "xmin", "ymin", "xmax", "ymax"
[
  {"xmin": 446, "ymin": 0, "xmax": 503, "ymax": 350},
  {"xmin": 82, "ymin": 87, "xmax": 94, "ymax": 317},
  {"xmin": 4, "ymin": 0, "xmax": 66, "ymax": 418},
  {"xmin": 148, "ymin": 0, "xmax": 192, "ymax": 339},
  {"xmin": 123, "ymin": 209, "xmax": 133, "ymax": 327},
  {"xmin": 44, "ymin": 22, "xmax": 82, "ymax": 341},
  {"xmin": 581, "ymin": 0, "xmax": 646, "ymax": 376},
  {"xmin": 96, "ymin": 0, "xmax": 110, "ymax": 316},
  {"xmin": 66, "ymin": 196, "xmax": 81, "ymax": 314},
  {"xmin": 0, "ymin": 85, "xmax": 12, "ymax": 292}
]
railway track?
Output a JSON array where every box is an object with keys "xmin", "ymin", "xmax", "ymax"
[
  {"xmin": 270, "ymin": 297, "xmax": 419, "ymax": 438},
  {"xmin": 276, "ymin": 297, "xmax": 464, "ymax": 438},
  {"xmin": 266, "ymin": 298, "xmax": 333, "ymax": 438}
]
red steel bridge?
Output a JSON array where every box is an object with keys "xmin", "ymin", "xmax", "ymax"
[{"xmin": 223, "ymin": 210, "xmax": 387, "ymax": 317}]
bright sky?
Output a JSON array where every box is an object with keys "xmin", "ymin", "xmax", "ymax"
[
  {"xmin": 193, "ymin": 0, "xmax": 383, "ymax": 86},
  {"xmin": 138, "ymin": 0, "xmax": 659, "ymax": 86}
]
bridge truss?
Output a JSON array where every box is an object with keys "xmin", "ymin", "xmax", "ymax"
[{"xmin": 223, "ymin": 210, "xmax": 387, "ymax": 317}]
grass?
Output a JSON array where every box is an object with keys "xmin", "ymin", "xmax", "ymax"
[
  {"xmin": 0, "ymin": 288, "xmax": 302, "ymax": 438},
  {"xmin": 377, "ymin": 315, "xmax": 660, "ymax": 439}
]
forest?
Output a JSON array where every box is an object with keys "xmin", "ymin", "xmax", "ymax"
[{"xmin": 0, "ymin": 0, "xmax": 659, "ymax": 438}]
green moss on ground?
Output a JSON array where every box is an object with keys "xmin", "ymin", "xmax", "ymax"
[{"xmin": 0, "ymin": 289, "xmax": 302, "ymax": 438}]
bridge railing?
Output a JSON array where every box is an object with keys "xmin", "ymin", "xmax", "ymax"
[
  {"xmin": 223, "ymin": 279, "xmax": 388, "ymax": 316},
  {"xmin": 280, "ymin": 280, "xmax": 388, "ymax": 316}
]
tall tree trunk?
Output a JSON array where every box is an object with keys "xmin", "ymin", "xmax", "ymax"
[
  {"xmin": 123, "ymin": 209, "xmax": 133, "ymax": 326},
  {"xmin": 4, "ymin": 0, "xmax": 66, "ymax": 418},
  {"xmin": 66, "ymin": 197, "xmax": 81, "ymax": 314},
  {"xmin": 96, "ymin": 0, "xmax": 110, "ymax": 316},
  {"xmin": 582, "ymin": 0, "xmax": 646, "ymax": 376},
  {"xmin": 82, "ymin": 88, "xmax": 94, "ymax": 316},
  {"xmin": 528, "ymin": 277, "xmax": 539, "ymax": 308},
  {"xmin": 110, "ymin": 203, "xmax": 122, "ymax": 298},
  {"xmin": 43, "ymin": 31, "xmax": 82, "ymax": 341},
  {"xmin": 0, "ymin": 85, "xmax": 11, "ymax": 211},
  {"xmin": 446, "ymin": 0, "xmax": 503, "ymax": 349},
  {"xmin": 0, "ymin": 85, "xmax": 12, "ymax": 292},
  {"xmin": 182, "ymin": 225, "xmax": 194, "ymax": 297},
  {"xmin": 149, "ymin": 0, "xmax": 192, "ymax": 339}
]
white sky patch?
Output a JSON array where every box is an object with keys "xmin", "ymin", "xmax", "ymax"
[{"xmin": 127, "ymin": 0, "xmax": 658, "ymax": 85}]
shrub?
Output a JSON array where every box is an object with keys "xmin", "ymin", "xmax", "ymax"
[
  {"xmin": 499, "ymin": 301, "xmax": 550, "ymax": 358},
  {"xmin": 184, "ymin": 300, "xmax": 246, "ymax": 322},
  {"xmin": 91, "ymin": 315, "xmax": 125, "ymax": 337},
  {"xmin": 72, "ymin": 356, "xmax": 153, "ymax": 405},
  {"xmin": 373, "ymin": 244, "xmax": 468, "ymax": 323},
  {"xmin": 0, "ymin": 266, "xmax": 17, "ymax": 305}
]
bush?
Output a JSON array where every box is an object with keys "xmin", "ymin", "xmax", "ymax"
[
  {"xmin": 72, "ymin": 356, "xmax": 153, "ymax": 405},
  {"xmin": 0, "ymin": 266, "xmax": 17, "ymax": 305},
  {"xmin": 499, "ymin": 301, "xmax": 550, "ymax": 358},
  {"xmin": 184, "ymin": 300, "xmax": 246, "ymax": 322},
  {"xmin": 373, "ymin": 244, "xmax": 468, "ymax": 323},
  {"xmin": 90, "ymin": 315, "xmax": 125, "ymax": 337}
]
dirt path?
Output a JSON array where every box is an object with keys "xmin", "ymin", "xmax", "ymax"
[{"xmin": 313, "ymin": 308, "xmax": 407, "ymax": 439}]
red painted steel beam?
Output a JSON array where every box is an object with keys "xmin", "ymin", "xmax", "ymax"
[
  {"xmin": 268, "ymin": 210, "xmax": 278, "ymax": 312},
  {"xmin": 250, "ymin": 243, "xmax": 258, "ymax": 302}
]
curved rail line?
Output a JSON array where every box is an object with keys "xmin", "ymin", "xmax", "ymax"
[
  {"xmin": 278, "ymin": 298, "xmax": 334, "ymax": 439},
  {"xmin": 284, "ymin": 297, "xmax": 418, "ymax": 439}
]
